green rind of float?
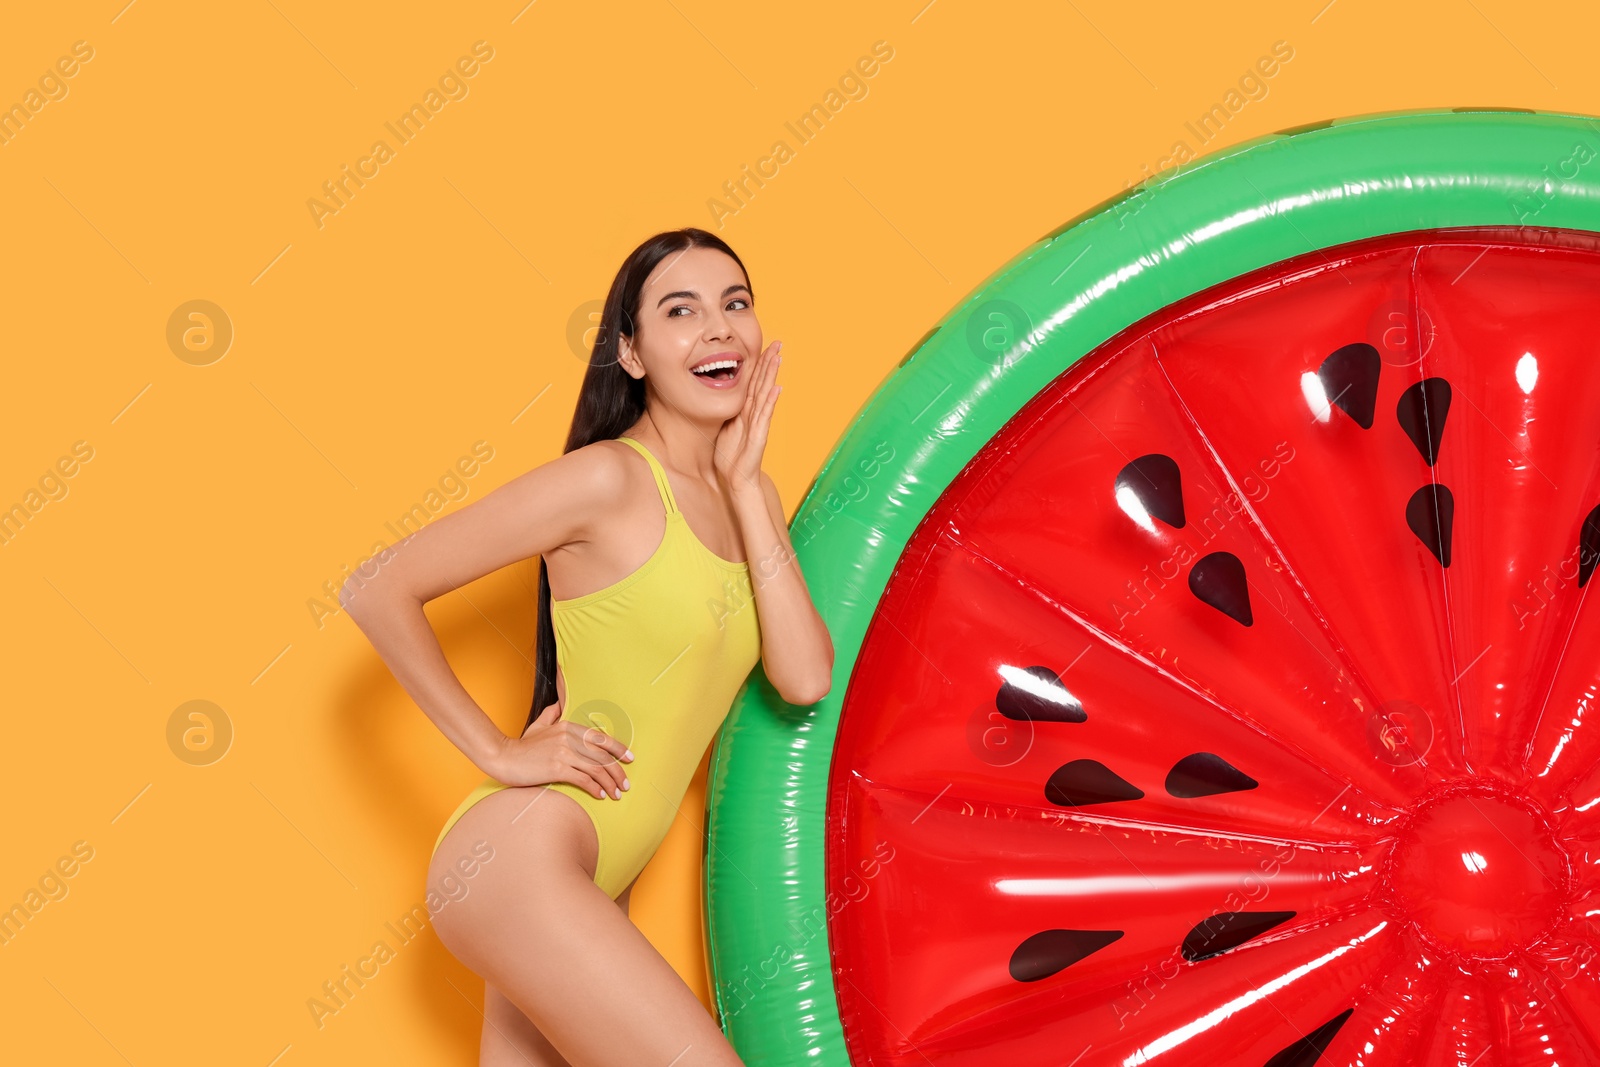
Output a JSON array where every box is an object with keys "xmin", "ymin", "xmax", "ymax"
[{"xmin": 704, "ymin": 106, "xmax": 1600, "ymax": 1064}]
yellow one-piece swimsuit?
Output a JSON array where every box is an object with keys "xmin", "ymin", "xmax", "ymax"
[{"xmin": 431, "ymin": 435, "xmax": 763, "ymax": 899}]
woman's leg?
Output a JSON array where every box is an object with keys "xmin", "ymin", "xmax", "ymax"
[
  {"xmin": 432, "ymin": 785, "xmax": 744, "ymax": 1066},
  {"xmin": 475, "ymin": 880, "xmax": 641, "ymax": 1066},
  {"xmin": 479, "ymin": 982, "xmax": 578, "ymax": 1067},
  {"xmin": 614, "ymin": 877, "xmax": 636, "ymax": 919}
]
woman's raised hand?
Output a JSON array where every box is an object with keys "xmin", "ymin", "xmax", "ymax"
[
  {"xmin": 487, "ymin": 700, "xmax": 634, "ymax": 800},
  {"xmin": 713, "ymin": 339, "xmax": 782, "ymax": 497}
]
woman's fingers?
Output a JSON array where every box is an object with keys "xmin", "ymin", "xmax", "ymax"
[
  {"xmin": 559, "ymin": 748, "xmax": 618, "ymax": 800},
  {"xmin": 587, "ymin": 755, "xmax": 627, "ymax": 799},
  {"xmin": 748, "ymin": 341, "xmax": 774, "ymax": 409},
  {"xmin": 566, "ymin": 724, "xmax": 630, "ymax": 798},
  {"xmin": 746, "ymin": 342, "xmax": 780, "ymax": 466},
  {"xmin": 571, "ymin": 722, "xmax": 632, "ymax": 765},
  {"xmin": 756, "ymin": 370, "xmax": 779, "ymax": 441},
  {"xmin": 736, "ymin": 341, "xmax": 776, "ymax": 436},
  {"xmin": 565, "ymin": 763, "xmax": 610, "ymax": 801}
]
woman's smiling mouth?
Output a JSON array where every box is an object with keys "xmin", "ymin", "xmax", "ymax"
[{"xmin": 689, "ymin": 355, "xmax": 743, "ymax": 388}]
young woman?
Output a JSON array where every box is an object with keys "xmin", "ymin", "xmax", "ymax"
[{"xmin": 343, "ymin": 227, "xmax": 834, "ymax": 1065}]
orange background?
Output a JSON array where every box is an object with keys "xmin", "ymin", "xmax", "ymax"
[{"xmin": 0, "ymin": 1, "xmax": 1586, "ymax": 1062}]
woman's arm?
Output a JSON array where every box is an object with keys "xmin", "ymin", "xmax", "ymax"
[
  {"xmin": 732, "ymin": 469, "xmax": 834, "ymax": 705},
  {"xmin": 710, "ymin": 339, "xmax": 833, "ymax": 705},
  {"xmin": 338, "ymin": 444, "xmax": 628, "ymax": 778}
]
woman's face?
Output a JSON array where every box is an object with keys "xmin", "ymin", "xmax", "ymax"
[{"xmin": 620, "ymin": 246, "xmax": 763, "ymax": 422}]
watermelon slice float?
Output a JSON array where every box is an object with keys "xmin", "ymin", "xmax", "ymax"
[{"xmin": 705, "ymin": 109, "xmax": 1600, "ymax": 1065}]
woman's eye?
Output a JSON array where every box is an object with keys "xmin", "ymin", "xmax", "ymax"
[{"xmin": 669, "ymin": 299, "xmax": 747, "ymax": 317}]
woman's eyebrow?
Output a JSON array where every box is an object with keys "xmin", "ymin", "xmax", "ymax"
[{"xmin": 655, "ymin": 284, "xmax": 752, "ymax": 308}]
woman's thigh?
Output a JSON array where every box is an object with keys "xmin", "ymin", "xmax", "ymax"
[
  {"xmin": 430, "ymin": 784, "xmax": 600, "ymax": 961},
  {"xmin": 429, "ymin": 786, "xmax": 743, "ymax": 1065},
  {"xmin": 476, "ymin": 877, "xmax": 639, "ymax": 1067}
]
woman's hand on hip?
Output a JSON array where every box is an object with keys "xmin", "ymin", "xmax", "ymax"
[{"xmin": 485, "ymin": 700, "xmax": 634, "ymax": 800}]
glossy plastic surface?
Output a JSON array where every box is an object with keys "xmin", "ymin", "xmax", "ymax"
[
  {"xmin": 827, "ymin": 226, "xmax": 1600, "ymax": 1065},
  {"xmin": 702, "ymin": 109, "xmax": 1600, "ymax": 1065}
]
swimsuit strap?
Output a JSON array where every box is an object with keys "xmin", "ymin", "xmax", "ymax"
[{"xmin": 614, "ymin": 436, "xmax": 681, "ymax": 516}]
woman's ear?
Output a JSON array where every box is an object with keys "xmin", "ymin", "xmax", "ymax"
[{"xmin": 617, "ymin": 335, "xmax": 644, "ymax": 379}]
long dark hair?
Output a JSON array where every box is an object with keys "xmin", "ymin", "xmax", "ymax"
[{"xmin": 523, "ymin": 227, "xmax": 753, "ymax": 731}]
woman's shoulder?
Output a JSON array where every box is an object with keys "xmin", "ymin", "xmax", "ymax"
[
  {"xmin": 521, "ymin": 436, "xmax": 614, "ymax": 468},
  {"xmin": 522, "ymin": 437, "xmax": 641, "ymax": 502}
]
